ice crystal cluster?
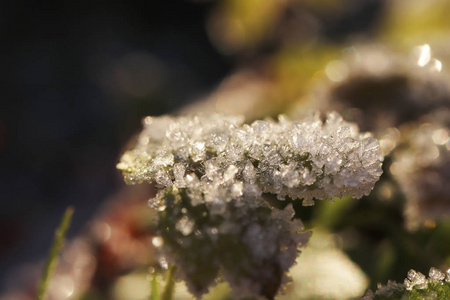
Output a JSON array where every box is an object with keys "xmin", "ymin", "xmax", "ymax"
[
  {"xmin": 156, "ymin": 191, "xmax": 309, "ymax": 299},
  {"xmin": 117, "ymin": 112, "xmax": 383, "ymax": 298},
  {"xmin": 363, "ymin": 267, "xmax": 450, "ymax": 300},
  {"xmin": 118, "ymin": 112, "xmax": 382, "ymax": 206}
]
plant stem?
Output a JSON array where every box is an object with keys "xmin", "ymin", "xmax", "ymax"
[
  {"xmin": 161, "ymin": 265, "xmax": 177, "ymax": 300},
  {"xmin": 36, "ymin": 207, "xmax": 74, "ymax": 300},
  {"xmin": 150, "ymin": 273, "xmax": 160, "ymax": 300}
]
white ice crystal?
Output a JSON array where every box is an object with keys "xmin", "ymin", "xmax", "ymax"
[
  {"xmin": 429, "ymin": 267, "xmax": 446, "ymax": 283},
  {"xmin": 118, "ymin": 112, "xmax": 383, "ymax": 207},
  {"xmin": 404, "ymin": 269, "xmax": 428, "ymax": 290},
  {"xmin": 364, "ymin": 267, "xmax": 450, "ymax": 299}
]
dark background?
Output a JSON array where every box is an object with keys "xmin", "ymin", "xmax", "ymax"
[{"xmin": 0, "ymin": 1, "xmax": 231, "ymax": 291}]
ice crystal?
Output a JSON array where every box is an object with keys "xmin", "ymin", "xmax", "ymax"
[
  {"xmin": 362, "ymin": 280, "xmax": 404, "ymax": 299},
  {"xmin": 363, "ymin": 267, "xmax": 450, "ymax": 299},
  {"xmin": 404, "ymin": 269, "xmax": 428, "ymax": 290},
  {"xmin": 117, "ymin": 112, "xmax": 383, "ymax": 299},
  {"xmin": 429, "ymin": 267, "xmax": 446, "ymax": 283},
  {"xmin": 118, "ymin": 112, "xmax": 383, "ymax": 207}
]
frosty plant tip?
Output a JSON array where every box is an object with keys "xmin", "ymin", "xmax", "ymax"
[{"xmin": 117, "ymin": 111, "xmax": 383, "ymax": 299}]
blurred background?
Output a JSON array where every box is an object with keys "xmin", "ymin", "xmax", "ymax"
[
  {"xmin": 0, "ymin": 0, "xmax": 229, "ymax": 291},
  {"xmin": 1, "ymin": 0, "xmax": 450, "ymax": 299}
]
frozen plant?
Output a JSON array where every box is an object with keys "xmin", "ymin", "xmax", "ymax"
[
  {"xmin": 118, "ymin": 112, "xmax": 383, "ymax": 205},
  {"xmin": 363, "ymin": 267, "xmax": 450, "ymax": 299},
  {"xmin": 117, "ymin": 112, "xmax": 383, "ymax": 299}
]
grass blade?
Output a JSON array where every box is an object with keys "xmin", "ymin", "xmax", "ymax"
[
  {"xmin": 36, "ymin": 207, "xmax": 74, "ymax": 300},
  {"xmin": 161, "ymin": 265, "xmax": 177, "ymax": 300},
  {"xmin": 150, "ymin": 272, "xmax": 160, "ymax": 300}
]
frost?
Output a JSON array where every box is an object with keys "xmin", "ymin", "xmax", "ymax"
[
  {"xmin": 157, "ymin": 196, "xmax": 311, "ymax": 299},
  {"xmin": 405, "ymin": 269, "xmax": 428, "ymax": 290},
  {"xmin": 362, "ymin": 280, "xmax": 404, "ymax": 299},
  {"xmin": 118, "ymin": 112, "xmax": 383, "ymax": 207},
  {"xmin": 429, "ymin": 267, "xmax": 446, "ymax": 283},
  {"xmin": 364, "ymin": 267, "xmax": 450, "ymax": 299}
]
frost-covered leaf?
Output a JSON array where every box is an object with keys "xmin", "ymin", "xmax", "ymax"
[
  {"xmin": 363, "ymin": 267, "xmax": 450, "ymax": 300},
  {"xmin": 117, "ymin": 112, "xmax": 383, "ymax": 299},
  {"xmin": 118, "ymin": 112, "xmax": 383, "ymax": 207}
]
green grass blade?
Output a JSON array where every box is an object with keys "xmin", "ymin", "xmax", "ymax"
[
  {"xmin": 161, "ymin": 265, "xmax": 177, "ymax": 300},
  {"xmin": 150, "ymin": 272, "xmax": 160, "ymax": 300},
  {"xmin": 36, "ymin": 207, "xmax": 74, "ymax": 300}
]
